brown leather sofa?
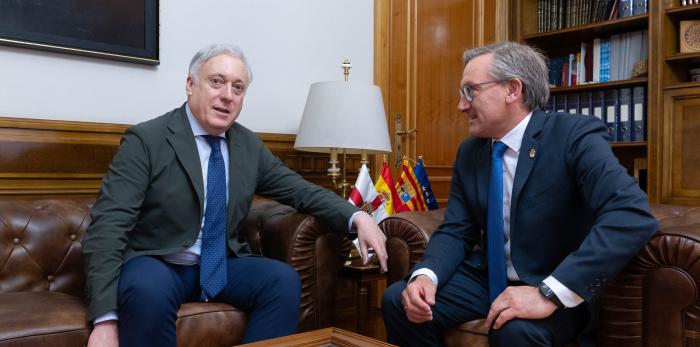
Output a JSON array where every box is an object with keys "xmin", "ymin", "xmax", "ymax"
[
  {"xmin": 0, "ymin": 197, "xmax": 351, "ymax": 347},
  {"xmin": 379, "ymin": 204, "xmax": 700, "ymax": 347}
]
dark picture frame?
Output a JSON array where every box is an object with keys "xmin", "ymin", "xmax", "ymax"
[{"xmin": 0, "ymin": 0, "xmax": 159, "ymax": 65}]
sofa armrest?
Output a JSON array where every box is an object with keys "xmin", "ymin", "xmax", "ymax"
[
  {"xmin": 599, "ymin": 204, "xmax": 700, "ymax": 347},
  {"xmin": 242, "ymin": 198, "xmax": 352, "ymax": 332},
  {"xmin": 378, "ymin": 209, "xmax": 445, "ymax": 284}
]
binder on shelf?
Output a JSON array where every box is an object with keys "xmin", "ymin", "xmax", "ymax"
[
  {"xmin": 592, "ymin": 90, "xmax": 605, "ymax": 121},
  {"xmin": 604, "ymin": 89, "xmax": 619, "ymax": 142},
  {"xmin": 618, "ymin": 88, "xmax": 632, "ymax": 142},
  {"xmin": 631, "ymin": 86, "xmax": 646, "ymax": 141},
  {"xmin": 546, "ymin": 94, "xmax": 557, "ymax": 113},
  {"xmin": 579, "ymin": 91, "xmax": 592, "ymax": 116},
  {"xmin": 567, "ymin": 93, "xmax": 579, "ymax": 114},
  {"xmin": 555, "ymin": 92, "xmax": 567, "ymax": 113}
]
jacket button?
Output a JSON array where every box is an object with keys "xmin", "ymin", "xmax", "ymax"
[
  {"xmin": 12, "ymin": 238, "xmax": 20, "ymax": 244},
  {"xmin": 69, "ymin": 234, "xmax": 77, "ymax": 241}
]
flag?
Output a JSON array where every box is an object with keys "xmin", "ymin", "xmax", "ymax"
[
  {"xmin": 394, "ymin": 159, "xmax": 427, "ymax": 211},
  {"xmin": 413, "ymin": 158, "xmax": 439, "ymax": 210},
  {"xmin": 374, "ymin": 160, "xmax": 408, "ymax": 215},
  {"xmin": 348, "ymin": 164, "xmax": 388, "ymax": 223}
]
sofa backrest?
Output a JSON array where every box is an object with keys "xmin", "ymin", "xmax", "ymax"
[{"xmin": 0, "ymin": 199, "xmax": 94, "ymax": 299}]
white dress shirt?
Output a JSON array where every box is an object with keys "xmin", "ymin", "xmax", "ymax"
[{"xmin": 411, "ymin": 112, "xmax": 583, "ymax": 308}]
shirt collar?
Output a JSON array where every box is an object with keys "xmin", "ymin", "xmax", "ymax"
[
  {"xmin": 493, "ymin": 111, "xmax": 533, "ymax": 153},
  {"xmin": 185, "ymin": 103, "xmax": 227, "ymax": 138}
]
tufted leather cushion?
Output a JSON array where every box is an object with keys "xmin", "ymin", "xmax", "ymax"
[
  {"xmin": 0, "ymin": 292, "xmax": 89, "ymax": 347},
  {"xmin": 0, "ymin": 199, "xmax": 93, "ymax": 299},
  {"xmin": 175, "ymin": 302, "xmax": 247, "ymax": 347}
]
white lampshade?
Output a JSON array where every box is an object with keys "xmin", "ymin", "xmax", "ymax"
[{"xmin": 294, "ymin": 81, "xmax": 391, "ymax": 154}]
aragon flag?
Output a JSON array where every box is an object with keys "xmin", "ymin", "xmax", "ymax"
[
  {"xmin": 413, "ymin": 157, "xmax": 439, "ymax": 210},
  {"xmin": 348, "ymin": 164, "xmax": 388, "ymax": 223},
  {"xmin": 395, "ymin": 159, "xmax": 427, "ymax": 211}
]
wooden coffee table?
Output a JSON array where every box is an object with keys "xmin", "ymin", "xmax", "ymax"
[{"xmin": 237, "ymin": 327, "xmax": 395, "ymax": 347}]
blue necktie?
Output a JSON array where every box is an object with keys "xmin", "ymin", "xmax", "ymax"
[
  {"xmin": 487, "ymin": 141, "xmax": 508, "ymax": 303},
  {"xmin": 200, "ymin": 135, "xmax": 228, "ymax": 301}
]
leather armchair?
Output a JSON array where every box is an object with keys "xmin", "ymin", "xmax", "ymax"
[
  {"xmin": 379, "ymin": 204, "xmax": 700, "ymax": 347},
  {"xmin": 0, "ymin": 197, "xmax": 351, "ymax": 347}
]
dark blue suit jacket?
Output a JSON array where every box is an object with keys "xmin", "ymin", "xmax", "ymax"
[{"xmin": 414, "ymin": 111, "xmax": 658, "ymax": 302}]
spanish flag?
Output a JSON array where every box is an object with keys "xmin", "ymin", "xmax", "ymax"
[
  {"xmin": 374, "ymin": 161, "xmax": 408, "ymax": 214},
  {"xmin": 395, "ymin": 159, "xmax": 427, "ymax": 211}
]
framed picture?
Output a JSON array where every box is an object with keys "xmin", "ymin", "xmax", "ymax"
[{"xmin": 0, "ymin": 0, "xmax": 159, "ymax": 65}]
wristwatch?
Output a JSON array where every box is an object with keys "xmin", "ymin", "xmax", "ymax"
[{"xmin": 537, "ymin": 282, "xmax": 565, "ymax": 309}]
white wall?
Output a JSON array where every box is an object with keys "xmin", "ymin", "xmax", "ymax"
[{"xmin": 0, "ymin": 0, "xmax": 374, "ymax": 134}]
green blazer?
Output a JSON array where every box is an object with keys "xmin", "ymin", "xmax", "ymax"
[{"xmin": 82, "ymin": 104, "xmax": 358, "ymax": 321}]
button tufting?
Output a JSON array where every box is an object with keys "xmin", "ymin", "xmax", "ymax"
[
  {"xmin": 69, "ymin": 234, "xmax": 77, "ymax": 241},
  {"xmin": 12, "ymin": 238, "xmax": 20, "ymax": 244},
  {"xmin": 47, "ymin": 275, "xmax": 55, "ymax": 282}
]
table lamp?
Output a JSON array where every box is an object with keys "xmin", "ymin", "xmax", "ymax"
[{"xmin": 294, "ymin": 61, "xmax": 391, "ymax": 197}]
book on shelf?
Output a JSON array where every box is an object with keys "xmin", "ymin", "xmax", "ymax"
[
  {"xmin": 604, "ymin": 89, "xmax": 619, "ymax": 142},
  {"xmin": 618, "ymin": 88, "xmax": 632, "ymax": 142},
  {"xmin": 631, "ymin": 86, "xmax": 646, "ymax": 141},
  {"xmin": 545, "ymin": 30, "xmax": 646, "ymax": 87}
]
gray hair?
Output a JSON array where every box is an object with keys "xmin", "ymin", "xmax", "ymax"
[
  {"xmin": 462, "ymin": 42, "xmax": 549, "ymax": 111},
  {"xmin": 188, "ymin": 44, "xmax": 253, "ymax": 84}
]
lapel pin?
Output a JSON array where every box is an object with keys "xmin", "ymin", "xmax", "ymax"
[{"xmin": 529, "ymin": 148, "xmax": 536, "ymax": 159}]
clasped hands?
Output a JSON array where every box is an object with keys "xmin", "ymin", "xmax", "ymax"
[{"xmin": 401, "ymin": 275, "xmax": 557, "ymax": 329}]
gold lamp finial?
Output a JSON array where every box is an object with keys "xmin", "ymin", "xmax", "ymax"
[{"xmin": 342, "ymin": 59, "xmax": 352, "ymax": 82}]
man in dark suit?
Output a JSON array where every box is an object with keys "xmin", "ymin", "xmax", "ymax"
[
  {"xmin": 381, "ymin": 41, "xmax": 658, "ymax": 346},
  {"xmin": 82, "ymin": 44, "xmax": 388, "ymax": 346}
]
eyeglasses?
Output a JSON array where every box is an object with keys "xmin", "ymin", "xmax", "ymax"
[{"xmin": 459, "ymin": 80, "xmax": 507, "ymax": 102}]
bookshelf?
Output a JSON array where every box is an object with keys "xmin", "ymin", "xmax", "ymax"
[
  {"xmin": 655, "ymin": 0, "xmax": 700, "ymax": 205},
  {"xmin": 512, "ymin": 0, "xmax": 700, "ymax": 204}
]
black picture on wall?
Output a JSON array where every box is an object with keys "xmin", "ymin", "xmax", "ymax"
[{"xmin": 0, "ymin": 0, "xmax": 159, "ymax": 65}]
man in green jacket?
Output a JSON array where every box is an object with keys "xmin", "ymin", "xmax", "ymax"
[{"xmin": 83, "ymin": 43, "xmax": 388, "ymax": 347}]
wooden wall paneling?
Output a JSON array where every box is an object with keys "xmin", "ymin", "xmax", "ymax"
[
  {"xmin": 661, "ymin": 87, "xmax": 700, "ymax": 204},
  {"xmin": 0, "ymin": 117, "xmax": 126, "ymax": 196},
  {"xmin": 0, "ymin": 118, "xmax": 349, "ymax": 198}
]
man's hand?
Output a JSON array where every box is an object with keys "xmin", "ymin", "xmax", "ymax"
[
  {"xmin": 485, "ymin": 285, "xmax": 557, "ymax": 330},
  {"xmin": 353, "ymin": 212, "xmax": 388, "ymax": 272},
  {"xmin": 87, "ymin": 320, "xmax": 118, "ymax": 347},
  {"xmin": 402, "ymin": 275, "xmax": 436, "ymax": 323}
]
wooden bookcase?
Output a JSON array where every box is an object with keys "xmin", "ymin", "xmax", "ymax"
[{"xmin": 510, "ymin": 0, "xmax": 700, "ymax": 204}]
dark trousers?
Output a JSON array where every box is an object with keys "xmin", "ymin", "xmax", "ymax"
[
  {"xmin": 116, "ymin": 255, "xmax": 301, "ymax": 346},
  {"xmin": 381, "ymin": 264, "xmax": 589, "ymax": 347}
]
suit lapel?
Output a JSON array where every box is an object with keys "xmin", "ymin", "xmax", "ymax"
[
  {"xmin": 510, "ymin": 111, "xmax": 545, "ymax": 227},
  {"xmin": 476, "ymin": 140, "xmax": 491, "ymax": 217},
  {"xmin": 226, "ymin": 124, "xmax": 245, "ymax": 230},
  {"xmin": 166, "ymin": 106, "xmax": 204, "ymax": 211}
]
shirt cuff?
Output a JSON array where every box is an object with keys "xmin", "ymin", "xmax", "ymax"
[
  {"xmin": 93, "ymin": 310, "xmax": 119, "ymax": 324},
  {"xmin": 347, "ymin": 211, "xmax": 367, "ymax": 236},
  {"xmin": 543, "ymin": 276, "xmax": 584, "ymax": 308},
  {"xmin": 410, "ymin": 268, "xmax": 439, "ymax": 287}
]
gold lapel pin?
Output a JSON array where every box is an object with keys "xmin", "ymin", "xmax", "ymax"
[{"xmin": 529, "ymin": 148, "xmax": 536, "ymax": 159}]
